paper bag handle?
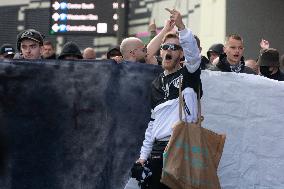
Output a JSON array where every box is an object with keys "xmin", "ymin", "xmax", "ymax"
[{"xmin": 178, "ymin": 76, "xmax": 202, "ymax": 126}]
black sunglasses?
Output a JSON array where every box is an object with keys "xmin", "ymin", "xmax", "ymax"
[{"xmin": 160, "ymin": 44, "xmax": 182, "ymax": 51}]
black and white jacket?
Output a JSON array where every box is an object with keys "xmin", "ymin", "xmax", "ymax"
[{"xmin": 140, "ymin": 28, "xmax": 202, "ymax": 160}]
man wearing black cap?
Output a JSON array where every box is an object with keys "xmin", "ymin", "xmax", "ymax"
[
  {"xmin": 207, "ymin": 43, "xmax": 224, "ymax": 64},
  {"xmin": 106, "ymin": 46, "xmax": 123, "ymax": 63},
  {"xmin": 0, "ymin": 44, "xmax": 15, "ymax": 60},
  {"xmin": 16, "ymin": 29, "xmax": 44, "ymax": 60},
  {"xmin": 58, "ymin": 41, "xmax": 83, "ymax": 60},
  {"xmin": 257, "ymin": 48, "xmax": 284, "ymax": 81}
]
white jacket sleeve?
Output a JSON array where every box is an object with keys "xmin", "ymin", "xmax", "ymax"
[
  {"xmin": 139, "ymin": 120, "xmax": 154, "ymax": 160},
  {"xmin": 178, "ymin": 28, "xmax": 201, "ymax": 73}
]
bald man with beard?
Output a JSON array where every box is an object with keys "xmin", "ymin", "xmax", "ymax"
[{"xmin": 120, "ymin": 37, "xmax": 148, "ymax": 63}]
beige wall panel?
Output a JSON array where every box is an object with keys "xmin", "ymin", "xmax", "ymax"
[
  {"xmin": 0, "ymin": 0, "xmax": 29, "ymax": 6},
  {"xmin": 199, "ymin": 0, "xmax": 226, "ymax": 55}
]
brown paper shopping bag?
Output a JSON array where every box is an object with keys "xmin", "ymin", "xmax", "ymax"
[{"xmin": 161, "ymin": 78, "xmax": 226, "ymax": 189}]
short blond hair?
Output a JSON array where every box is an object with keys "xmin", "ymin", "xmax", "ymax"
[
  {"xmin": 162, "ymin": 32, "xmax": 179, "ymax": 44},
  {"xmin": 225, "ymin": 34, "xmax": 244, "ymax": 46}
]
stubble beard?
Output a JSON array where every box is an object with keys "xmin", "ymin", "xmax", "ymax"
[{"xmin": 162, "ymin": 58, "xmax": 180, "ymax": 74}]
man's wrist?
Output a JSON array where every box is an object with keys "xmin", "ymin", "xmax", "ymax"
[{"xmin": 178, "ymin": 24, "xmax": 185, "ymax": 31}]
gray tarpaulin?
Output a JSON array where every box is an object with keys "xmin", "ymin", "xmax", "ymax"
[
  {"xmin": 201, "ymin": 71, "xmax": 284, "ymax": 189},
  {"xmin": 3, "ymin": 61, "xmax": 283, "ymax": 189},
  {"xmin": 0, "ymin": 60, "xmax": 162, "ymax": 189}
]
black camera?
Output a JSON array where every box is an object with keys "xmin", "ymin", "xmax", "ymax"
[{"xmin": 130, "ymin": 162, "xmax": 144, "ymax": 181}]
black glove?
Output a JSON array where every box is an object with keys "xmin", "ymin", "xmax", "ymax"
[
  {"xmin": 130, "ymin": 162, "xmax": 144, "ymax": 181},
  {"xmin": 130, "ymin": 161, "xmax": 152, "ymax": 189}
]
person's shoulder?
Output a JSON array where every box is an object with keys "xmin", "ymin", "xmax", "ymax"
[
  {"xmin": 13, "ymin": 53, "xmax": 23, "ymax": 59},
  {"xmin": 207, "ymin": 56, "xmax": 224, "ymax": 71},
  {"xmin": 200, "ymin": 56, "xmax": 209, "ymax": 70},
  {"xmin": 243, "ymin": 66, "xmax": 257, "ymax": 74},
  {"xmin": 279, "ymin": 71, "xmax": 284, "ymax": 81},
  {"xmin": 207, "ymin": 64, "xmax": 221, "ymax": 71},
  {"xmin": 151, "ymin": 73, "xmax": 163, "ymax": 87},
  {"xmin": 201, "ymin": 56, "xmax": 209, "ymax": 64}
]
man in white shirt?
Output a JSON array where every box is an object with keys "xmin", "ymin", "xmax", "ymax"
[{"xmin": 135, "ymin": 8, "xmax": 201, "ymax": 189}]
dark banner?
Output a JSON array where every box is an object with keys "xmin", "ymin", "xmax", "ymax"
[{"xmin": 0, "ymin": 60, "xmax": 162, "ymax": 189}]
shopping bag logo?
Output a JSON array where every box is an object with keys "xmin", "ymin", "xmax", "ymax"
[{"xmin": 161, "ymin": 122, "xmax": 225, "ymax": 189}]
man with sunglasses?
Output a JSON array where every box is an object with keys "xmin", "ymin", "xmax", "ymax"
[{"xmin": 133, "ymin": 8, "xmax": 201, "ymax": 189}]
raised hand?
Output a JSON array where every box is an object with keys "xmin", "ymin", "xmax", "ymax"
[
  {"xmin": 163, "ymin": 19, "xmax": 175, "ymax": 33},
  {"xmin": 260, "ymin": 39, "xmax": 270, "ymax": 50},
  {"xmin": 148, "ymin": 19, "xmax": 157, "ymax": 33},
  {"xmin": 165, "ymin": 8, "xmax": 185, "ymax": 30},
  {"xmin": 136, "ymin": 158, "xmax": 146, "ymax": 166}
]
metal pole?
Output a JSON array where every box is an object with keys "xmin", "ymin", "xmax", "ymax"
[{"xmin": 117, "ymin": 0, "xmax": 128, "ymax": 44}]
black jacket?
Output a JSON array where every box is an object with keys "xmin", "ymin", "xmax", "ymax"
[
  {"xmin": 200, "ymin": 55, "xmax": 209, "ymax": 70},
  {"xmin": 151, "ymin": 66, "xmax": 202, "ymax": 110},
  {"xmin": 43, "ymin": 53, "xmax": 57, "ymax": 59},
  {"xmin": 265, "ymin": 69, "xmax": 284, "ymax": 81},
  {"xmin": 208, "ymin": 54, "xmax": 256, "ymax": 74}
]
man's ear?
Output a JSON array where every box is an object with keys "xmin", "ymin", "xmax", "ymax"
[
  {"xmin": 130, "ymin": 50, "xmax": 136, "ymax": 58},
  {"xmin": 179, "ymin": 50, "xmax": 184, "ymax": 59},
  {"xmin": 223, "ymin": 46, "xmax": 227, "ymax": 54},
  {"xmin": 40, "ymin": 45, "xmax": 44, "ymax": 55}
]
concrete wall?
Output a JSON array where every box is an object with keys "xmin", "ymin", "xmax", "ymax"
[
  {"xmin": 226, "ymin": 0, "xmax": 284, "ymax": 59},
  {"xmin": 135, "ymin": 0, "xmax": 284, "ymax": 59},
  {"xmin": 199, "ymin": 0, "xmax": 226, "ymax": 56},
  {"xmin": 129, "ymin": 0, "xmax": 225, "ymax": 56},
  {"xmin": 0, "ymin": 0, "xmax": 29, "ymax": 6}
]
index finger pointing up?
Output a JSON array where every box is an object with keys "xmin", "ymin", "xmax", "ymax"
[{"xmin": 165, "ymin": 8, "xmax": 174, "ymax": 14}]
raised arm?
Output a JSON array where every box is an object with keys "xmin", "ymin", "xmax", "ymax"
[
  {"xmin": 167, "ymin": 8, "xmax": 201, "ymax": 73},
  {"xmin": 260, "ymin": 39, "xmax": 270, "ymax": 50},
  {"xmin": 179, "ymin": 28, "xmax": 201, "ymax": 73},
  {"xmin": 146, "ymin": 20, "xmax": 175, "ymax": 64}
]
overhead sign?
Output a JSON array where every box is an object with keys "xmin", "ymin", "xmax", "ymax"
[{"xmin": 49, "ymin": 0, "xmax": 125, "ymax": 35}]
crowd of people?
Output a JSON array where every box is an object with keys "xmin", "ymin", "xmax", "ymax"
[
  {"xmin": 0, "ymin": 14, "xmax": 283, "ymax": 81},
  {"xmin": 0, "ymin": 7, "xmax": 283, "ymax": 189}
]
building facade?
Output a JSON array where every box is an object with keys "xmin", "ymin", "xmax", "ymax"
[{"xmin": 0, "ymin": 0, "xmax": 283, "ymax": 58}]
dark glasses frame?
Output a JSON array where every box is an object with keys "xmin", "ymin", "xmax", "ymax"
[
  {"xmin": 160, "ymin": 43, "xmax": 182, "ymax": 51},
  {"xmin": 130, "ymin": 45, "xmax": 147, "ymax": 54}
]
